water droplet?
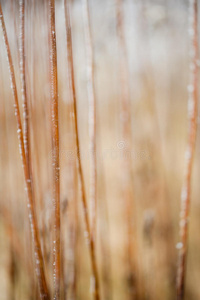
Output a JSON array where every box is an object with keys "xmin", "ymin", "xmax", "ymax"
[{"xmin": 176, "ymin": 242, "xmax": 183, "ymax": 250}]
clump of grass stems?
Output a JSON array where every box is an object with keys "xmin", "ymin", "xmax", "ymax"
[
  {"xmin": 0, "ymin": 3, "xmax": 50, "ymax": 300},
  {"xmin": 176, "ymin": 0, "xmax": 198, "ymax": 299},
  {"xmin": 2, "ymin": 2, "xmax": 199, "ymax": 300},
  {"xmin": 64, "ymin": 1, "xmax": 100, "ymax": 299}
]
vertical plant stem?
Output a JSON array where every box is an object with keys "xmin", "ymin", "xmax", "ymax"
[
  {"xmin": 0, "ymin": 4, "xmax": 49, "ymax": 300},
  {"xmin": 82, "ymin": 0, "xmax": 97, "ymax": 243},
  {"xmin": 99, "ymin": 157, "xmax": 113, "ymax": 300},
  {"xmin": 48, "ymin": 1, "xmax": 61, "ymax": 299},
  {"xmin": 63, "ymin": 1, "xmax": 78, "ymax": 295},
  {"xmin": 19, "ymin": 0, "xmax": 31, "ymax": 193},
  {"xmin": 116, "ymin": 0, "xmax": 138, "ymax": 298},
  {"xmin": 19, "ymin": 2, "xmax": 39, "ymax": 298},
  {"xmin": 176, "ymin": 1, "xmax": 198, "ymax": 299},
  {"xmin": 11, "ymin": 0, "xmax": 19, "ymax": 61},
  {"xmin": 64, "ymin": 1, "xmax": 100, "ymax": 299}
]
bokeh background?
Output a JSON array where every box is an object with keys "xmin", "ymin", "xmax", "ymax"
[{"xmin": 0, "ymin": 1, "xmax": 200, "ymax": 300}]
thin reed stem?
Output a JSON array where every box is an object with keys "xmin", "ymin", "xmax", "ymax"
[
  {"xmin": 176, "ymin": 1, "xmax": 198, "ymax": 299},
  {"xmin": 82, "ymin": 0, "xmax": 97, "ymax": 243},
  {"xmin": 19, "ymin": 2, "xmax": 41, "ymax": 298},
  {"xmin": 63, "ymin": 2, "xmax": 78, "ymax": 298},
  {"xmin": 0, "ymin": 4, "xmax": 49, "ymax": 300},
  {"xmin": 116, "ymin": 0, "xmax": 138, "ymax": 298},
  {"xmin": 99, "ymin": 157, "xmax": 113, "ymax": 300},
  {"xmin": 64, "ymin": 1, "xmax": 100, "ymax": 299},
  {"xmin": 48, "ymin": 1, "xmax": 61, "ymax": 299},
  {"xmin": 19, "ymin": 0, "xmax": 30, "ymax": 172}
]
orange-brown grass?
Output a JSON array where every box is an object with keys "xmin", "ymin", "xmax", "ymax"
[{"xmin": 0, "ymin": 3, "xmax": 49, "ymax": 299}]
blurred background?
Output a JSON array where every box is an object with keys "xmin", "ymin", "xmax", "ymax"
[{"xmin": 0, "ymin": 0, "xmax": 200, "ymax": 300}]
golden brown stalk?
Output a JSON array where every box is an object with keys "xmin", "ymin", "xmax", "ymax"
[
  {"xmin": 19, "ymin": 0, "xmax": 30, "ymax": 172},
  {"xmin": 82, "ymin": 0, "xmax": 97, "ymax": 243},
  {"xmin": 64, "ymin": 1, "xmax": 100, "ymax": 299},
  {"xmin": 176, "ymin": 1, "xmax": 198, "ymax": 299},
  {"xmin": 48, "ymin": 1, "xmax": 61, "ymax": 299},
  {"xmin": 0, "ymin": 4, "xmax": 49, "ymax": 300},
  {"xmin": 19, "ymin": 2, "xmax": 41, "ymax": 298},
  {"xmin": 19, "ymin": 3, "xmax": 35, "ymax": 270},
  {"xmin": 116, "ymin": 0, "xmax": 138, "ymax": 298}
]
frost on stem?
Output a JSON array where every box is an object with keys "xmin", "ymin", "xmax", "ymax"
[
  {"xmin": 48, "ymin": 0, "xmax": 60, "ymax": 299},
  {"xmin": 19, "ymin": 0, "xmax": 30, "ymax": 167}
]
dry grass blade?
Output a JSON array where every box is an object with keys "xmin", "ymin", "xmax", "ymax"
[
  {"xmin": 0, "ymin": 4, "xmax": 49, "ymax": 300},
  {"xmin": 82, "ymin": 0, "xmax": 97, "ymax": 243},
  {"xmin": 116, "ymin": 0, "xmax": 139, "ymax": 298},
  {"xmin": 48, "ymin": 0, "xmax": 61, "ymax": 299},
  {"xmin": 19, "ymin": 0, "xmax": 30, "ymax": 171},
  {"xmin": 64, "ymin": 1, "xmax": 100, "ymax": 299},
  {"xmin": 63, "ymin": 1, "xmax": 78, "ymax": 299},
  {"xmin": 176, "ymin": 1, "xmax": 198, "ymax": 299}
]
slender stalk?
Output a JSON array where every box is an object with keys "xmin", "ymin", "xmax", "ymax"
[
  {"xmin": 99, "ymin": 158, "xmax": 113, "ymax": 300},
  {"xmin": 63, "ymin": 4, "xmax": 78, "ymax": 295},
  {"xmin": 64, "ymin": 1, "xmax": 100, "ymax": 299},
  {"xmin": 19, "ymin": 0, "xmax": 30, "ymax": 174},
  {"xmin": 82, "ymin": 0, "xmax": 97, "ymax": 243},
  {"xmin": 116, "ymin": 0, "xmax": 138, "ymax": 298},
  {"xmin": 19, "ymin": 2, "xmax": 40, "ymax": 298},
  {"xmin": 48, "ymin": 1, "xmax": 61, "ymax": 299},
  {"xmin": 11, "ymin": 0, "xmax": 19, "ymax": 63},
  {"xmin": 66, "ymin": 109, "xmax": 78, "ymax": 300},
  {"xmin": 176, "ymin": 1, "xmax": 198, "ymax": 299},
  {"xmin": 0, "ymin": 4, "xmax": 49, "ymax": 300}
]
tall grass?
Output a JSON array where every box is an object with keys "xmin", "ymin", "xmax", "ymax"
[
  {"xmin": 0, "ymin": 3, "xmax": 49, "ymax": 300},
  {"xmin": 0, "ymin": 1, "xmax": 200, "ymax": 300}
]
